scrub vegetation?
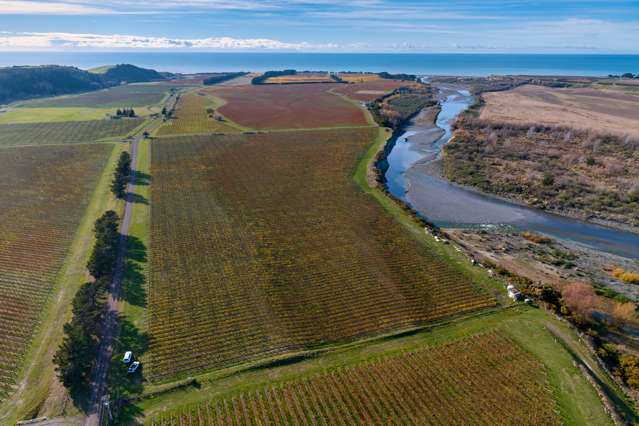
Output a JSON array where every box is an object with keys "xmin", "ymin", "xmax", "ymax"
[{"xmin": 444, "ymin": 117, "xmax": 639, "ymax": 231}]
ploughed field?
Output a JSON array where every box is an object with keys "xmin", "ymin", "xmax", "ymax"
[
  {"xmin": 146, "ymin": 128, "xmax": 494, "ymax": 382},
  {"xmin": 16, "ymin": 84, "xmax": 170, "ymax": 108},
  {"xmin": 150, "ymin": 331, "xmax": 559, "ymax": 425},
  {"xmin": 205, "ymin": 84, "xmax": 369, "ymax": 129},
  {"xmin": 157, "ymin": 91, "xmax": 241, "ymax": 136},
  {"xmin": 0, "ymin": 118, "xmax": 143, "ymax": 146},
  {"xmin": 480, "ymin": 84, "xmax": 639, "ymax": 139},
  {"xmin": 0, "ymin": 144, "xmax": 114, "ymax": 400}
]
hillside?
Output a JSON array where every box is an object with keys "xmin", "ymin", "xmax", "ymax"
[
  {"xmin": 93, "ymin": 63, "xmax": 164, "ymax": 84},
  {"xmin": 0, "ymin": 64, "xmax": 165, "ymax": 105},
  {"xmin": 0, "ymin": 65, "xmax": 104, "ymax": 105}
]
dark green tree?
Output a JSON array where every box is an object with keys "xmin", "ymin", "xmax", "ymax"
[
  {"xmin": 111, "ymin": 151, "xmax": 132, "ymax": 199},
  {"xmin": 87, "ymin": 210, "xmax": 120, "ymax": 279},
  {"xmin": 53, "ymin": 320, "xmax": 95, "ymax": 392}
]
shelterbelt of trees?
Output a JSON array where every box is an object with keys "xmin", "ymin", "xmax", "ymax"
[{"xmin": 53, "ymin": 211, "xmax": 120, "ymax": 397}]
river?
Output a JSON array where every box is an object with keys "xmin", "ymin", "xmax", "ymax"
[{"xmin": 384, "ymin": 84, "xmax": 639, "ymax": 260}]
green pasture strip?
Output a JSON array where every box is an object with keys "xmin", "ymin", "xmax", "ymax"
[
  {"xmin": 0, "ymin": 143, "xmax": 123, "ymax": 424},
  {"xmin": 0, "ymin": 107, "xmax": 111, "ymax": 124}
]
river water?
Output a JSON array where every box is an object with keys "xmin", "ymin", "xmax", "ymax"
[{"xmin": 384, "ymin": 85, "xmax": 639, "ymax": 259}]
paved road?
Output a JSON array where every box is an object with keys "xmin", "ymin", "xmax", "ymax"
[{"xmin": 84, "ymin": 134, "xmax": 141, "ymax": 426}]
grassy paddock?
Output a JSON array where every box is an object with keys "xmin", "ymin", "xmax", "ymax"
[{"xmin": 0, "ymin": 107, "xmax": 112, "ymax": 124}]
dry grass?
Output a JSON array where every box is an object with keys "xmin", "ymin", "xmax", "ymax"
[
  {"xmin": 334, "ymin": 80, "xmax": 416, "ymax": 102},
  {"xmin": 265, "ymin": 72, "xmax": 334, "ymax": 84},
  {"xmin": 338, "ymin": 72, "xmax": 382, "ymax": 83},
  {"xmin": 481, "ymin": 84, "xmax": 639, "ymax": 138}
]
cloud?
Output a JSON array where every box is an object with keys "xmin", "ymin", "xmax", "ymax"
[
  {"xmin": 0, "ymin": 31, "xmax": 338, "ymax": 50},
  {"xmin": 0, "ymin": 0, "xmax": 109, "ymax": 14}
]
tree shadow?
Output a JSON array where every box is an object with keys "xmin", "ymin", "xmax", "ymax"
[
  {"xmin": 134, "ymin": 171, "xmax": 151, "ymax": 186},
  {"xmin": 120, "ymin": 235, "xmax": 147, "ymax": 308},
  {"xmin": 107, "ymin": 315, "xmax": 149, "ymax": 425},
  {"xmin": 125, "ymin": 192, "xmax": 149, "ymax": 205}
]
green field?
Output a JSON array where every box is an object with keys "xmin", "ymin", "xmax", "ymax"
[
  {"xmin": 0, "ymin": 143, "xmax": 115, "ymax": 402},
  {"xmin": 0, "ymin": 107, "xmax": 112, "ymax": 124},
  {"xmin": 0, "ymin": 118, "xmax": 144, "ymax": 146},
  {"xmin": 16, "ymin": 84, "xmax": 170, "ymax": 108}
]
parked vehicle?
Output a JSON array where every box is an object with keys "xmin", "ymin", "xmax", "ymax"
[
  {"xmin": 123, "ymin": 351, "xmax": 133, "ymax": 364},
  {"xmin": 128, "ymin": 361, "xmax": 140, "ymax": 374}
]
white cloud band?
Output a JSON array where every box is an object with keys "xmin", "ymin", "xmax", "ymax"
[{"xmin": 0, "ymin": 32, "xmax": 337, "ymax": 50}]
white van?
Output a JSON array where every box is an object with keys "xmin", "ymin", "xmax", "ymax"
[{"xmin": 123, "ymin": 351, "xmax": 133, "ymax": 364}]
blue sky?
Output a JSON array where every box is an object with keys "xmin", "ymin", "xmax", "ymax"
[{"xmin": 0, "ymin": 0, "xmax": 638, "ymax": 52}]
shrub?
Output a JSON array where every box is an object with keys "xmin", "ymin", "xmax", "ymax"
[{"xmin": 521, "ymin": 231, "xmax": 552, "ymax": 244}]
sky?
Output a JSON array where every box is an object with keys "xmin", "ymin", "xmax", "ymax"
[{"xmin": 0, "ymin": 0, "xmax": 638, "ymax": 53}]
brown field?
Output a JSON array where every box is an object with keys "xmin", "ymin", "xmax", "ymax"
[
  {"xmin": 338, "ymin": 72, "xmax": 382, "ymax": 83},
  {"xmin": 157, "ymin": 91, "xmax": 241, "ymax": 136},
  {"xmin": 334, "ymin": 80, "xmax": 415, "ymax": 102},
  {"xmin": 481, "ymin": 84, "xmax": 639, "ymax": 138},
  {"xmin": 146, "ymin": 128, "xmax": 493, "ymax": 382},
  {"xmin": 0, "ymin": 144, "xmax": 113, "ymax": 400},
  {"xmin": 205, "ymin": 84, "xmax": 370, "ymax": 129},
  {"xmin": 265, "ymin": 72, "xmax": 333, "ymax": 84},
  {"xmin": 150, "ymin": 331, "xmax": 559, "ymax": 425}
]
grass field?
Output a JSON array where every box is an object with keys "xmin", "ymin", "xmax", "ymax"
[
  {"xmin": 338, "ymin": 72, "xmax": 383, "ymax": 83},
  {"xmin": 146, "ymin": 128, "xmax": 494, "ymax": 383},
  {"xmin": 480, "ymin": 84, "xmax": 639, "ymax": 138},
  {"xmin": 149, "ymin": 331, "xmax": 560, "ymax": 425},
  {"xmin": 333, "ymin": 80, "xmax": 415, "ymax": 102},
  {"xmin": 0, "ymin": 144, "xmax": 114, "ymax": 402},
  {"xmin": 157, "ymin": 91, "xmax": 243, "ymax": 135},
  {"xmin": 0, "ymin": 107, "xmax": 112, "ymax": 124},
  {"xmin": 207, "ymin": 84, "xmax": 370, "ymax": 129},
  {"xmin": 265, "ymin": 72, "xmax": 334, "ymax": 84},
  {"xmin": 0, "ymin": 118, "xmax": 144, "ymax": 146},
  {"xmin": 16, "ymin": 84, "xmax": 170, "ymax": 108}
]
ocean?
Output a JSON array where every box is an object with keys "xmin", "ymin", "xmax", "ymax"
[{"xmin": 1, "ymin": 52, "xmax": 638, "ymax": 76}]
